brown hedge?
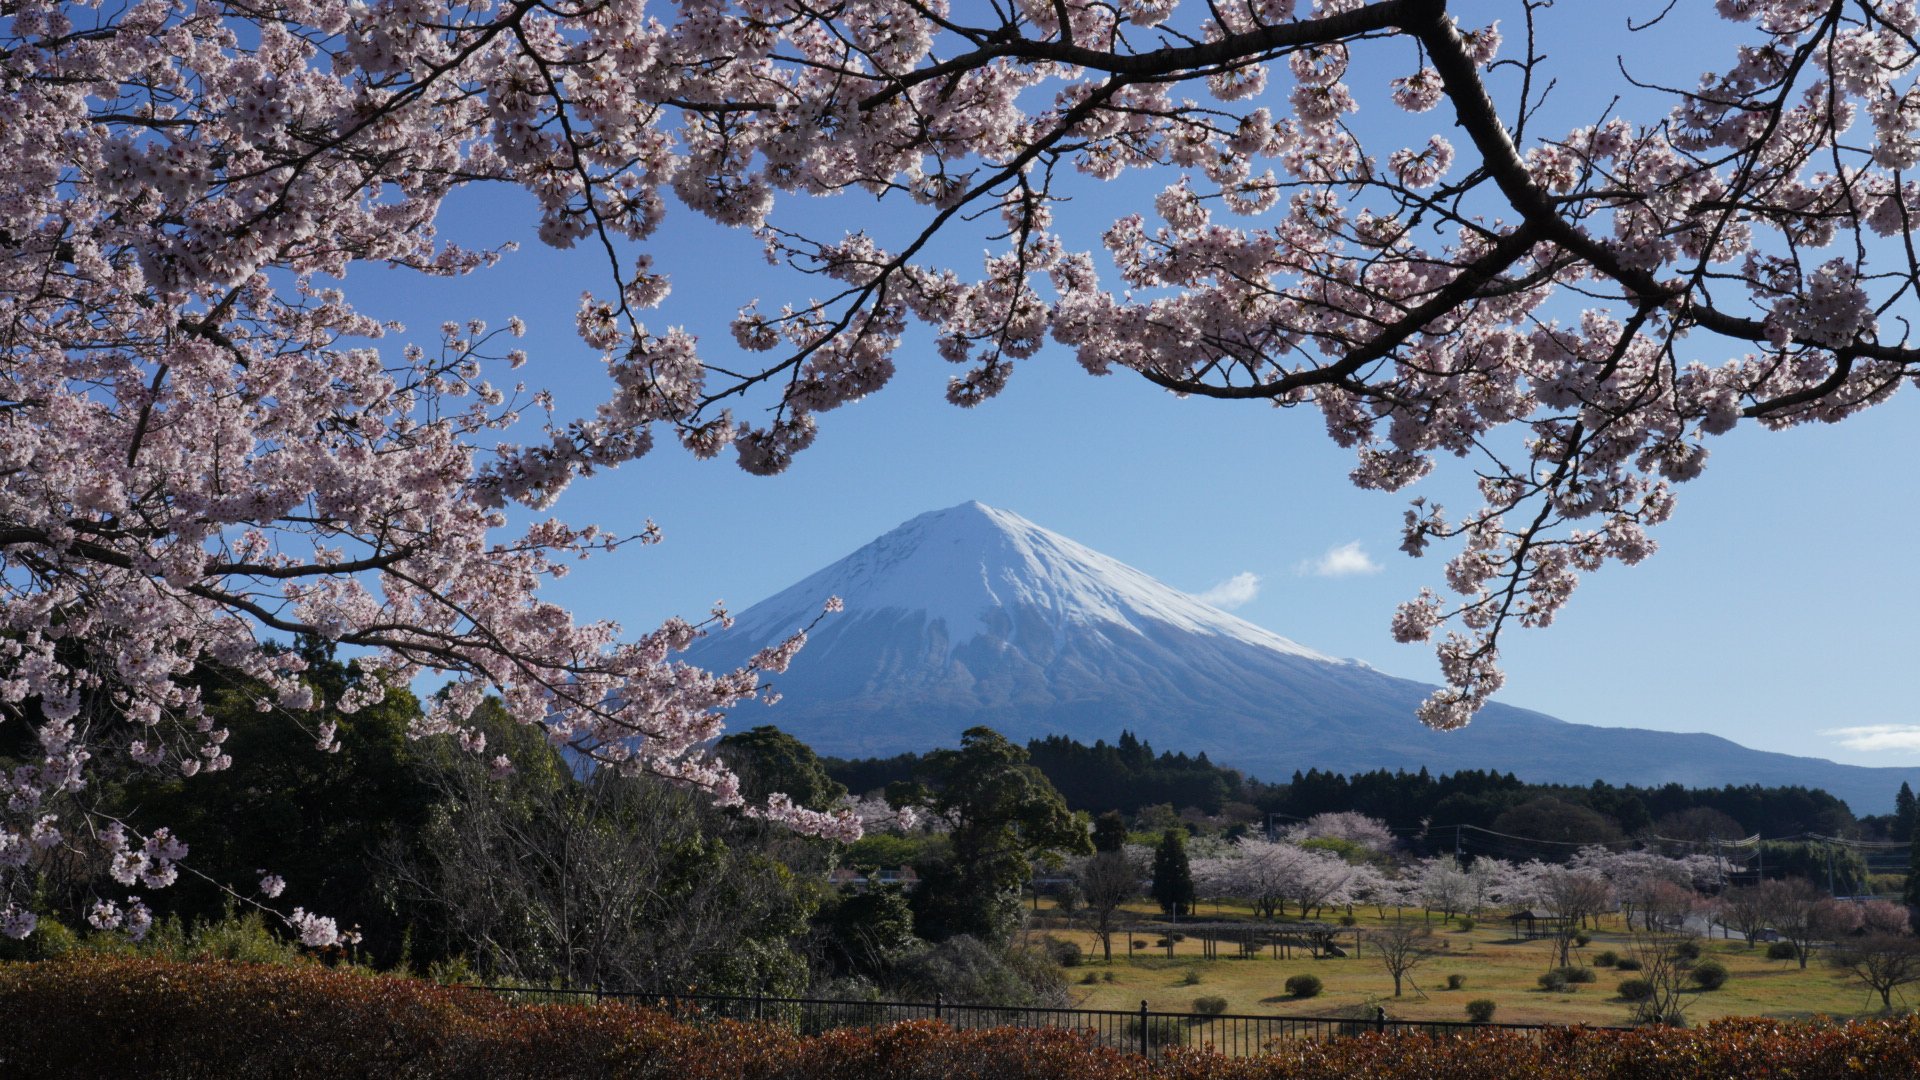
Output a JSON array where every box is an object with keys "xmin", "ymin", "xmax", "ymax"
[{"xmin": 3, "ymin": 956, "xmax": 1918, "ymax": 1079}]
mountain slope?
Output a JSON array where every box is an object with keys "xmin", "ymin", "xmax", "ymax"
[{"xmin": 686, "ymin": 502, "xmax": 1914, "ymax": 813}]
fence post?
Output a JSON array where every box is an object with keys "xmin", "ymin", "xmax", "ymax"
[
  {"xmin": 1374, "ymin": 1006, "xmax": 1387, "ymax": 1034},
  {"xmin": 1139, "ymin": 1000, "xmax": 1149, "ymax": 1057},
  {"xmin": 933, "ymin": 992, "xmax": 943, "ymax": 1022}
]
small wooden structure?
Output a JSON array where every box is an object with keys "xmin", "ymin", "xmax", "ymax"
[{"xmin": 1503, "ymin": 909, "xmax": 1571, "ymax": 941}]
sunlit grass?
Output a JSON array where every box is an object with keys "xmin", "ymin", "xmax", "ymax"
[{"xmin": 1030, "ymin": 899, "xmax": 1895, "ymax": 1026}]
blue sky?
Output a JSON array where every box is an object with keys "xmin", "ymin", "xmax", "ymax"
[{"xmin": 359, "ymin": 2, "xmax": 1918, "ymax": 772}]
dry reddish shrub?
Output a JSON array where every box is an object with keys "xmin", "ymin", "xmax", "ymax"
[{"xmin": 4, "ymin": 957, "xmax": 1920, "ymax": 1079}]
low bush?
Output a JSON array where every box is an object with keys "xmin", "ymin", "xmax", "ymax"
[
  {"xmin": 1456, "ymin": 917, "xmax": 1475, "ymax": 932},
  {"xmin": 1614, "ymin": 956, "xmax": 1643, "ymax": 971},
  {"xmin": 1445, "ymin": 974, "xmax": 1465, "ymax": 990},
  {"xmin": 1081, "ymin": 972, "xmax": 1100, "ymax": 985},
  {"xmin": 1572, "ymin": 931, "xmax": 1591, "ymax": 947},
  {"xmin": 1672, "ymin": 938, "xmax": 1703, "ymax": 961},
  {"xmin": 1283, "ymin": 973, "xmax": 1323, "ymax": 999},
  {"xmin": 1191, "ymin": 995, "xmax": 1228, "ymax": 1017},
  {"xmin": 1178, "ymin": 970, "xmax": 1202, "ymax": 986},
  {"xmin": 1690, "ymin": 959, "xmax": 1730, "ymax": 990},
  {"xmin": 1592, "ymin": 950, "xmax": 1618, "ymax": 967},
  {"xmin": 1465, "ymin": 999, "xmax": 1498, "ymax": 1023},
  {"xmin": 1044, "ymin": 937, "xmax": 1083, "ymax": 968},
  {"xmin": 1537, "ymin": 971, "xmax": 1570, "ymax": 993},
  {"xmin": 1618, "ymin": 977, "xmax": 1656, "ymax": 1002},
  {"xmin": 1558, "ymin": 966, "xmax": 1596, "ymax": 985},
  {"xmin": 1135, "ymin": 1016, "xmax": 1185, "ymax": 1052},
  {"xmin": 11, "ymin": 956, "xmax": 1920, "ymax": 1079},
  {"xmin": 1767, "ymin": 940, "xmax": 1798, "ymax": 961}
]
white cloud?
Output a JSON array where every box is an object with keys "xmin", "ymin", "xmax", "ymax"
[
  {"xmin": 1298, "ymin": 541, "xmax": 1382, "ymax": 578},
  {"xmin": 1195, "ymin": 571, "xmax": 1262, "ymax": 610},
  {"xmin": 1825, "ymin": 724, "xmax": 1920, "ymax": 753}
]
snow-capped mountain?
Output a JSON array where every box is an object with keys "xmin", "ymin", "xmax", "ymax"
[{"xmin": 685, "ymin": 502, "xmax": 1913, "ymax": 813}]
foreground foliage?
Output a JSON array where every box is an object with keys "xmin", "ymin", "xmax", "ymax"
[{"xmin": 5, "ymin": 956, "xmax": 1920, "ymax": 1079}]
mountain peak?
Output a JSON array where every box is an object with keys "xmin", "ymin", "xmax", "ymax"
[
  {"xmin": 719, "ymin": 502, "xmax": 1334, "ymax": 663},
  {"xmin": 685, "ymin": 505, "xmax": 1911, "ymax": 812}
]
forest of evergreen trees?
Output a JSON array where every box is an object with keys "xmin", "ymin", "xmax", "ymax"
[{"xmin": 824, "ymin": 730, "xmax": 1876, "ymax": 854}]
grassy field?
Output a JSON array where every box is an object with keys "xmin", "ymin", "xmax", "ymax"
[{"xmin": 1030, "ymin": 900, "xmax": 1894, "ymax": 1027}]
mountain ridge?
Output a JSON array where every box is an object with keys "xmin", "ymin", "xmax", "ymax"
[{"xmin": 684, "ymin": 502, "xmax": 1914, "ymax": 813}]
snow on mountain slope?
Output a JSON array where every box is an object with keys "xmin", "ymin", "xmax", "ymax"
[
  {"xmin": 725, "ymin": 501, "xmax": 1337, "ymax": 663},
  {"xmin": 684, "ymin": 502, "xmax": 1915, "ymax": 813}
]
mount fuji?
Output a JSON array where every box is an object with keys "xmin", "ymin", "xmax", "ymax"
[{"xmin": 684, "ymin": 502, "xmax": 1912, "ymax": 813}]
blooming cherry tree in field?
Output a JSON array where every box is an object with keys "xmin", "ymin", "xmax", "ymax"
[
  {"xmin": 5, "ymin": 0, "xmax": 1919, "ymax": 934},
  {"xmin": 1283, "ymin": 810, "xmax": 1398, "ymax": 852}
]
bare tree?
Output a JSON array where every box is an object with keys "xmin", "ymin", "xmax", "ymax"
[
  {"xmin": 1367, "ymin": 920, "xmax": 1434, "ymax": 998},
  {"xmin": 1624, "ymin": 930, "xmax": 1695, "ymax": 1028},
  {"xmin": 1762, "ymin": 879, "xmax": 1855, "ymax": 970},
  {"xmin": 1075, "ymin": 850, "xmax": 1139, "ymax": 963},
  {"xmin": 388, "ymin": 717, "xmax": 816, "ymax": 992},
  {"xmin": 1717, "ymin": 885, "xmax": 1773, "ymax": 947},
  {"xmin": 1539, "ymin": 868, "xmax": 1612, "ymax": 969},
  {"xmin": 1830, "ymin": 934, "xmax": 1920, "ymax": 1012},
  {"xmin": 1641, "ymin": 879, "xmax": 1704, "ymax": 936}
]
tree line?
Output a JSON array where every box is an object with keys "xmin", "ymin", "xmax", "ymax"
[{"xmin": 826, "ymin": 732, "xmax": 1877, "ymax": 851}]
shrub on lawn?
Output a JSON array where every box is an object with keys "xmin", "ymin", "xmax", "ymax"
[
  {"xmin": 1044, "ymin": 937, "xmax": 1083, "ymax": 968},
  {"xmin": 1592, "ymin": 950, "xmax": 1619, "ymax": 967},
  {"xmin": 1767, "ymin": 941, "xmax": 1798, "ymax": 961},
  {"xmin": 1445, "ymin": 974, "xmax": 1465, "ymax": 990},
  {"xmin": 1192, "ymin": 995, "xmax": 1228, "ymax": 1017},
  {"xmin": 1283, "ymin": 973, "xmax": 1322, "ymax": 999},
  {"xmin": 1179, "ymin": 970, "xmax": 1202, "ymax": 986},
  {"xmin": 1673, "ymin": 939, "xmax": 1703, "ymax": 961},
  {"xmin": 1557, "ymin": 966, "xmax": 1596, "ymax": 985},
  {"xmin": 1690, "ymin": 959, "xmax": 1730, "ymax": 990},
  {"xmin": 1614, "ymin": 956, "xmax": 1643, "ymax": 971},
  {"xmin": 1465, "ymin": 999, "xmax": 1497, "ymax": 1023},
  {"xmin": 1135, "ymin": 1016, "xmax": 1186, "ymax": 1052},
  {"xmin": 1537, "ymin": 971, "xmax": 1570, "ymax": 993},
  {"xmin": 1618, "ymin": 977, "xmax": 1656, "ymax": 1002}
]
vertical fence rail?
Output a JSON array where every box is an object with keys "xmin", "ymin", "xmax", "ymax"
[{"xmin": 469, "ymin": 985, "xmax": 1625, "ymax": 1058}]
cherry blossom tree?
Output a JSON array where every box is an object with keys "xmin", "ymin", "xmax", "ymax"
[
  {"xmin": 1416, "ymin": 855, "xmax": 1473, "ymax": 920},
  {"xmin": 1283, "ymin": 811, "xmax": 1397, "ymax": 852},
  {"xmin": 1571, "ymin": 846, "xmax": 1719, "ymax": 930},
  {"xmin": 8, "ymin": 0, "xmax": 1920, "ymax": 937}
]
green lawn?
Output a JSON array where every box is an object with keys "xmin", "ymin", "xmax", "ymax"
[{"xmin": 1032, "ymin": 901, "xmax": 1895, "ymax": 1027}]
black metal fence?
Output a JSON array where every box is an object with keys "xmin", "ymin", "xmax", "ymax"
[{"xmin": 472, "ymin": 986, "xmax": 1622, "ymax": 1057}]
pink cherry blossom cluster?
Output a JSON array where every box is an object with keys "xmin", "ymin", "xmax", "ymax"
[{"xmin": 6, "ymin": 0, "xmax": 1920, "ymax": 938}]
